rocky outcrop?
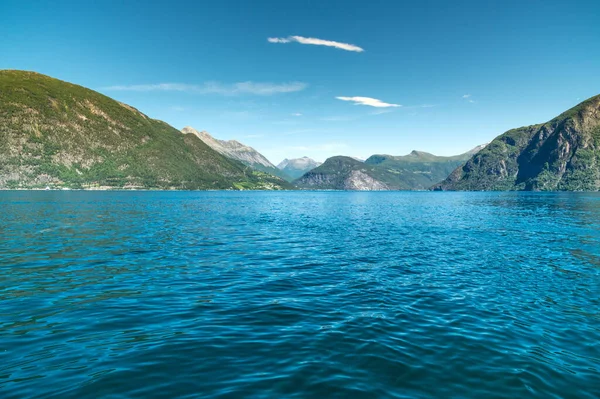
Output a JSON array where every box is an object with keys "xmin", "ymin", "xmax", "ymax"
[
  {"xmin": 344, "ymin": 170, "xmax": 389, "ymax": 190},
  {"xmin": 294, "ymin": 156, "xmax": 398, "ymax": 190},
  {"xmin": 182, "ymin": 127, "xmax": 290, "ymax": 180}
]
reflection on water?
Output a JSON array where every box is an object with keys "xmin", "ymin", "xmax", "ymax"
[{"xmin": 0, "ymin": 191, "xmax": 599, "ymax": 398}]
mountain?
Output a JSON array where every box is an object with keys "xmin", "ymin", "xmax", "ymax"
[
  {"xmin": 0, "ymin": 70, "xmax": 291, "ymax": 190},
  {"xmin": 294, "ymin": 156, "xmax": 389, "ymax": 190},
  {"xmin": 182, "ymin": 127, "xmax": 290, "ymax": 180},
  {"xmin": 295, "ymin": 147, "xmax": 484, "ymax": 190},
  {"xmin": 435, "ymin": 95, "xmax": 600, "ymax": 191},
  {"xmin": 364, "ymin": 148, "xmax": 482, "ymax": 188},
  {"xmin": 277, "ymin": 156, "xmax": 322, "ymax": 180}
]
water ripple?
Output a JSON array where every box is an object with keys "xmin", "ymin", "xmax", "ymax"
[{"xmin": 0, "ymin": 191, "xmax": 599, "ymax": 398}]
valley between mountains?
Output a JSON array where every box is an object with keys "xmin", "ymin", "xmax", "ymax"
[{"xmin": 2, "ymin": 70, "xmax": 599, "ymax": 191}]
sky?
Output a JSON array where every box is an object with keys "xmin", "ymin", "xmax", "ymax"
[{"xmin": 2, "ymin": 0, "xmax": 600, "ymax": 164}]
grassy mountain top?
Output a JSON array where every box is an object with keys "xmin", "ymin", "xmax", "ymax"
[
  {"xmin": 0, "ymin": 70, "xmax": 291, "ymax": 190},
  {"xmin": 365, "ymin": 147, "xmax": 477, "ymax": 165}
]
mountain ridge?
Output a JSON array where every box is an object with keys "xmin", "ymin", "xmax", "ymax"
[
  {"xmin": 435, "ymin": 95, "xmax": 600, "ymax": 191},
  {"xmin": 277, "ymin": 156, "xmax": 322, "ymax": 180},
  {"xmin": 295, "ymin": 146, "xmax": 484, "ymax": 190},
  {"xmin": 182, "ymin": 127, "xmax": 291, "ymax": 180},
  {"xmin": 0, "ymin": 70, "xmax": 291, "ymax": 190}
]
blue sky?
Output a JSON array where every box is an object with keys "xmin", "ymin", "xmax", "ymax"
[{"xmin": 2, "ymin": 0, "xmax": 600, "ymax": 163}]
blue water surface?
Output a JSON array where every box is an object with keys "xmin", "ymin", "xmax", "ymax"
[{"xmin": 0, "ymin": 191, "xmax": 599, "ymax": 398}]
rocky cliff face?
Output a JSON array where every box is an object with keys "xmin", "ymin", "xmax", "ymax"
[
  {"xmin": 344, "ymin": 170, "xmax": 389, "ymax": 190},
  {"xmin": 182, "ymin": 127, "xmax": 273, "ymax": 167},
  {"xmin": 435, "ymin": 95, "xmax": 600, "ymax": 191},
  {"xmin": 277, "ymin": 156, "xmax": 322, "ymax": 180},
  {"xmin": 296, "ymin": 168, "xmax": 388, "ymax": 190},
  {"xmin": 294, "ymin": 156, "xmax": 392, "ymax": 190},
  {"xmin": 182, "ymin": 127, "xmax": 290, "ymax": 180}
]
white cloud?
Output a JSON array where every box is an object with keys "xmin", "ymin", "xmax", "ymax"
[
  {"xmin": 336, "ymin": 96, "xmax": 401, "ymax": 108},
  {"xmin": 267, "ymin": 37, "xmax": 291, "ymax": 43},
  {"xmin": 102, "ymin": 81, "xmax": 307, "ymax": 96},
  {"xmin": 462, "ymin": 94, "xmax": 476, "ymax": 103},
  {"xmin": 292, "ymin": 113, "xmax": 303, "ymax": 116},
  {"xmin": 268, "ymin": 36, "xmax": 364, "ymax": 52}
]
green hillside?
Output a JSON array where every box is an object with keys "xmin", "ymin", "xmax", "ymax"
[
  {"xmin": 0, "ymin": 70, "xmax": 291, "ymax": 190},
  {"xmin": 295, "ymin": 147, "xmax": 483, "ymax": 190},
  {"xmin": 364, "ymin": 149, "xmax": 478, "ymax": 188},
  {"xmin": 435, "ymin": 95, "xmax": 600, "ymax": 191}
]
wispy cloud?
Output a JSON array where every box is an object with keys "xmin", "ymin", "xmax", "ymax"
[
  {"xmin": 370, "ymin": 109, "xmax": 395, "ymax": 115},
  {"xmin": 102, "ymin": 81, "xmax": 307, "ymax": 96},
  {"xmin": 462, "ymin": 94, "xmax": 475, "ymax": 103},
  {"xmin": 401, "ymin": 104, "xmax": 437, "ymax": 110},
  {"xmin": 268, "ymin": 36, "xmax": 364, "ymax": 52},
  {"xmin": 291, "ymin": 113, "xmax": 303, "ymax": 116},
  {"xmin": 336, "ymin": 96, "xmax": 401, "ymax": 108},
  {"xmin": 267, "ymin": 37, "xmax": 291, "ymax": 43}
]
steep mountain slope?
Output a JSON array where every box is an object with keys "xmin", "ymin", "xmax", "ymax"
[
  {"xmin": 435, "ymin": 95, "xmax": 600, "ymax": 191},
  {"xmin": 182, "ymin": 127, "xmax": 290, "ymax": 180},
  {"xmin": 277, "ymin": 156, "xmax": 322, "ymax": 180},
  {"xmin": 295, "ymin": 146, "xmax": 484, "ymax": 190},
  {"xmin": 0, "ymin": 70, "xmax": 291, "ymax": 190},
  {"xmin": 294, "ymin": 156, "xmax": 390, "ymax": 190}
]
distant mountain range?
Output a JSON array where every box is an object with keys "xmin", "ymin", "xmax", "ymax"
[
  {"xmin": 295, "ymin": 147, "xmax": 484, "ymax": 190},
  {"xmin": 277, "ymin": 157, "xmax": 322, "ymax": 180},
  {"xmin": 181, "ymin": 127, "xmax": 290, "ymax": 180},
  {"xmin": 2, "ymin": 70, "xmax": 599, "ymax": 191},
  {"xmin": 436, "ymin": 95, "xmax": 600, "ymax": 191},
  {"xmin": 0, "ymin": 70, "xmax": 291, "ymax": 190}
]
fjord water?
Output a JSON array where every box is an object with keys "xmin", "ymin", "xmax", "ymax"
[{"xmin": 1, "ymin": 192, "xmax": 599, "ymax": 399}]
